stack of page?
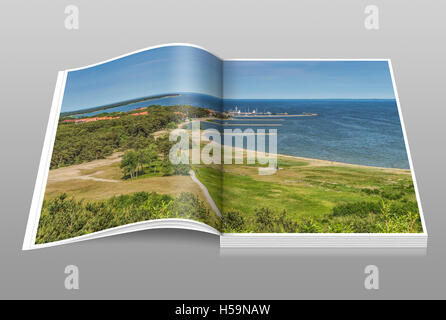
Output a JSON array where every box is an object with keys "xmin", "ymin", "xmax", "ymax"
[{"xmin": 23, "ymin": 44, "xmax": 427, "ymax": 250}]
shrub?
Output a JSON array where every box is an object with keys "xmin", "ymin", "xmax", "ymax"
[
  {"xmin": 172, "ymin": 163, "xmax": 191, "ymax": 175},
  {"xmin": 332, "ymin": 201, "xmax": 382, "ymax": 217},
  {"xmin": 37, "ymin": 191, "xmax": 214, "ymax": 244},
  {"xmin": 222, "ymin": 211, "xmax": 246, "ymax": 232},
  {"xmin": 171, "ymin": 192, "xmax": 211, "ymax": 224},
  {"xmin": 255, "ymin": 207, "xmax": 276, "ymax": 232},
  {"xmin": 297, "ymin": 217, "xmax": 321, "ymax": 233},
  {"xmin": 254, "ymin": 208, "xmax": 297, "ymax": 233}
]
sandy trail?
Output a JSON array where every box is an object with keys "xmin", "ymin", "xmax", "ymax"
[
  {"xmin": 152, "ymin": 117, "xmax": 217, "ymax": 139},
  {"xmin": 47, "ymin": 152, "xmax": 123, "ymax": 183},
  {"xmin": 189, "ymin": 169, "xmax": 221, "ymax": 218},
  {"xmin": 151, "ymin": 119, "xmax": 198, "ymax": 139},
  {"xmin": 46, "ymin": 150, "xmax": 220, "ymax": 217}
]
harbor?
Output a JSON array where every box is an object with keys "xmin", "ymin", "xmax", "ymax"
[{"xmin": 227, "ymin": 105, "xmax": 317, "ymax": 118}]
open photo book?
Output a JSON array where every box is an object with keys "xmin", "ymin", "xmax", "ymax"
[{"xmin": 23, "ymin": 44, "xmax": 427, "ymax": 250}]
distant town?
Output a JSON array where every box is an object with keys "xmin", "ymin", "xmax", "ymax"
[
  {"xmin": 61, "ymin": 104, "xmax": 318, "ymax": 124},
  {"xmin": 228, "ymin": 106, "xmax": 317, "ymax": 117},
  {"xmin": 62, "ymin": 107, "xmax": 187, "ymax": 124}
]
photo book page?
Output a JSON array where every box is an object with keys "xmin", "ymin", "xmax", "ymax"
[{"xmin": 23, "ymin": 44, "xmax": 427, "ymax": 250}]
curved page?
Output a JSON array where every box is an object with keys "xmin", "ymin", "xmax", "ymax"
[{"xmin": 23, "ymin": 44, "xmax": 224, "ymax": 250}]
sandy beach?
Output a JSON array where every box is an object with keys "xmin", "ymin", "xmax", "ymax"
[{"xmin": 191, "ymin": 123, "xmax": 412, "ymax": 174}]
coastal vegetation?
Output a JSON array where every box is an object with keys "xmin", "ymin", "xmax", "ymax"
[
  {"xmin": 220, "ymin": 200, "xmax": 421, "ymax": 233},
  {"xmin": 38, "ymin": 104, "xmax": 218, "ymax": 244},
  {"xmin": 120, "ymin": 147, "xmax": 191, "ymax": 179},
  {"xmin": 51, "ymin": 105, "xmax": 209, "ymax": 169},
  {"xmin": 195, "ymin": 156, "xmax": 422, "ymax": 233},
  {"xmin": 36, "ymin": 191, "xmax": 218, "ymax": 244},
  {"xmin": 36, "ymin": 103, "xmax": 423, "ymax": 244}
]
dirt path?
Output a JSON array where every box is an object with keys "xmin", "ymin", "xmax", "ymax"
[
  {"xmin": 46, "ymin": 152, "xmax": 216, "ymax": 210},
  {"xmin": 151, "ymin": 119, "xmax": 193, "ymax": 139},
  {"xmin": 151, "ymin": 118, "xmax": 211, "ymax": 139},
  {"xmin": 47, "ymin": 152, "xmax": 123, "ymax": 183},
  {"xmin": 189, "ymin": 169, "xmax": 222, "ymax": 218}
]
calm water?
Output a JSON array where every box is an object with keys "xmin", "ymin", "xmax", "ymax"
[
  {"xmin": 74, "ymin": 93, "xmax": 410, "ymax": 169},
  {"xmin": 77, "ymin": 92, "xmax": 222, "ymax": 117},
  {"xmin": 220, "ymin": 99, "xmax": 409, "ymax": 169}
]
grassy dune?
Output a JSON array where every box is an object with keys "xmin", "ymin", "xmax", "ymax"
[
  {"xmin": 193, "ymin": 154, "xmax": 422, "ymax": 233},
  {"xmin": 44, "ymin": 159, "xmax": 206, "ymax": 202}
]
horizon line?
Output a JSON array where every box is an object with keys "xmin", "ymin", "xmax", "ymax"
[{"xmin": 62, "ymin": 91, "xmax": 396, "ymax": 113}]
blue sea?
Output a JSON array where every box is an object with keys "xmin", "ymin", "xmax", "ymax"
[
  {"xmin": 75, "ymin": 93, "xmax": 410, "ymax": 169},
  {"xmin": 77, "ymin": 93, "xmax": 222, "ymax": 117},
  {"xmin": 220, "ymin": 98, "xmax": 409, "ymax": 169}
]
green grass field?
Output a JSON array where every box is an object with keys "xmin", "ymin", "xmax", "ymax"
[{"xmin": 193, "ymin": 154, "xmax": 422, "ymax": 233}]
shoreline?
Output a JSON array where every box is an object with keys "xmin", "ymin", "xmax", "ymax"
[
  {"xmin": 275, "ymin": 152, "xmax": 410, "ymax": 173},
  {"xmin": 55, "ymin": 116, "xmax": 411, "ymax": 174},
  {"xmin": 232, "ymin": 144, "xmax": 410, "ymax": 173},
  {"xmin": 186, "ymin": 118, "xmax": 410, "ymax": 173},
  {"xmin": 194, "ymin": 124, "xmax": 411, "ymax": 174}
]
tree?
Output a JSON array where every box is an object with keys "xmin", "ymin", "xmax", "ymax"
[
  {"xmin": 142, "ymin": 144, "xmax": 159, "ymax": 173},
  {"xmin": 156, "ymin": 135, "xmax": 173, "ymax": 158},
  {"xmin": 160, "ymin": 159, "xmax": 172, "ymax": 176},
  {"xmin": 167, "ymin": 121, "xmax": 177, "ymax": 130},
  {"xmin": 172, "ymin": 163, "xmax": 191, "ymax": 175},
  {"xmin": 120, "ymin": 150, "xmax": 137, "ymax": 179}
]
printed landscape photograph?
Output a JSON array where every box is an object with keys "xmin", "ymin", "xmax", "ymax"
[
  {"xmin": 217, "ymin": 59, "xmax": 423, "ymax": 234},
  {"xmin": 32, "ymin": 45, "xmax": 424, "ymax": 246},
  {"xmin": 35, "ymin": 45, "xmax": 225, "ymax": 245}
]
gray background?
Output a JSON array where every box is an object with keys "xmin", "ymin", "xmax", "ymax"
[{"xmin": 0, "ymin": 0, "xmax": 445, "ymax": 299}]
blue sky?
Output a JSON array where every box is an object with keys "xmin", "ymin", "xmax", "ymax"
[
  {"xmin": 61, "ymin": 45, "xmax": 395, "ymax": 112},
  {"xmin": 223, "ymin": 60, "xmax": 395, "ymax": 99},
  {"xmin": 61, "ymin": 46, "xmax": 222, "ymax": 112}
]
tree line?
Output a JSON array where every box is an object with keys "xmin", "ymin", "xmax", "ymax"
[
  {"xmin": 51, "ymin": 105, "xmax": 210, "ymax": 169},
  {"xmin": 119, "ymin": 145, "xmax": 191, "ymax": 179}
]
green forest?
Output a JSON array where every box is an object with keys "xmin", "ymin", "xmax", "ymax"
[{"xmin": 51, "ymin": 105, "xmax": 209, "ymax": 169}]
